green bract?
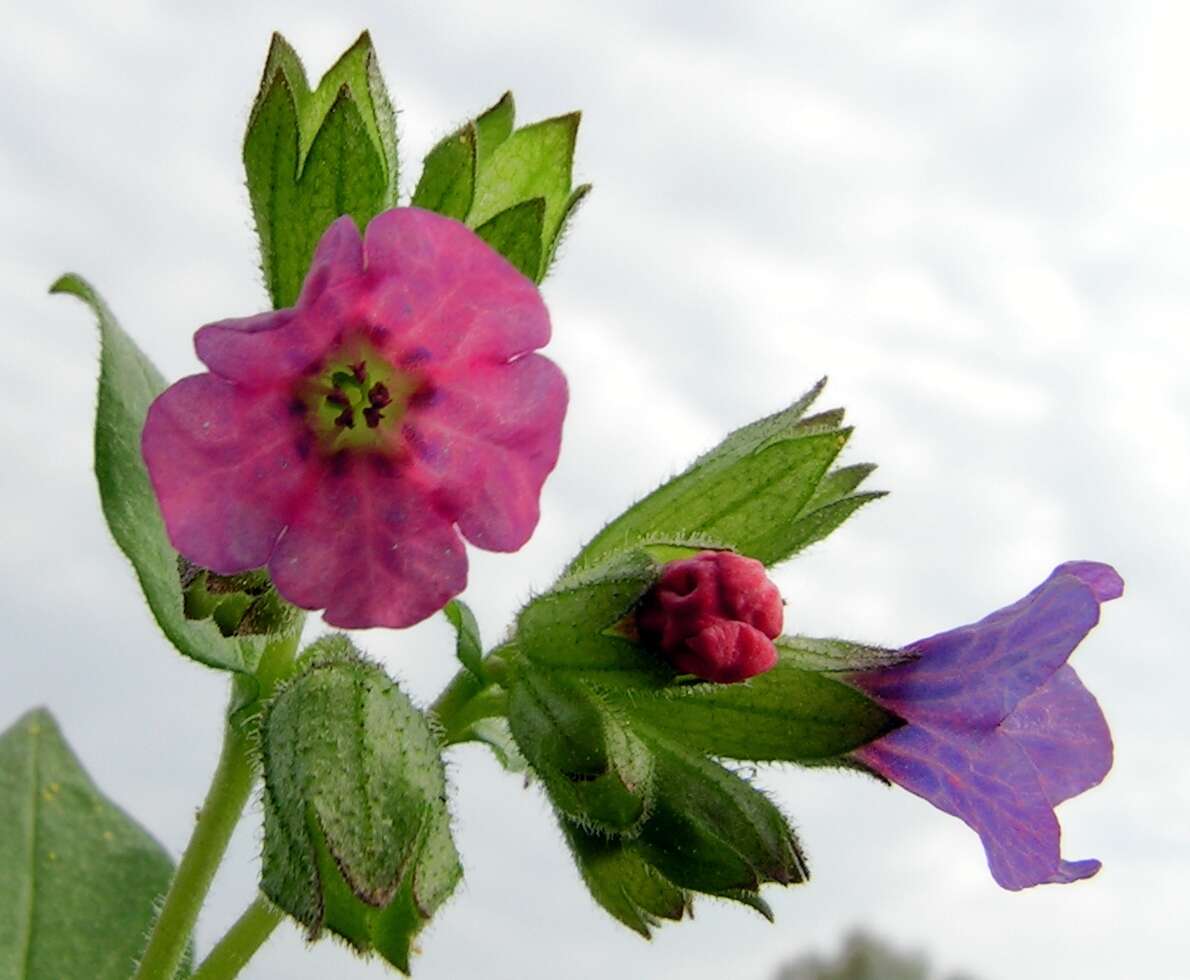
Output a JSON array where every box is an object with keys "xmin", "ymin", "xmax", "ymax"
[
  {"xmin": 244, "ymin": 31, "xmax": 398, "ymax": 309},
  {"xmin": 259, "ymin": 639, "xmax": 460, "ymax": 973},
  {"xmin": 413, "ymin": 91, "xmax": 589, "ymax": 282},
  {"xmin": 0, "ymin": 710, "xmax": 184, "ymax": 980},
  {"xmin": 51, "ymin": 275, "xmax": 292, "ymax": 677}
]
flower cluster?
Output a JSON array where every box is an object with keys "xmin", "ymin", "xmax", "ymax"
[{"xmin": 142, "ymin": 209, "xmax": 567, "ymax": 629}]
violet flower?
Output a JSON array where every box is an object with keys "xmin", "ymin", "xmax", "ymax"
[
  {"xmin": 848, "ymin": 561, "xmax": 1121, "ymax": 890},
  {"xmin": 142, "ymin": 209, "xmax": 567, "ymax": 629}
]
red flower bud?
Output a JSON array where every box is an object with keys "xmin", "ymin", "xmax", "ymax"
[{"xmin": 636, "ymin": 550, "xmax": 782, "ymax": 683}]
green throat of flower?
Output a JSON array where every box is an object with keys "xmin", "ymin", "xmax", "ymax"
[{"xmin": 301, "ymin": 343, "xmax": 416, "ymax": 452}]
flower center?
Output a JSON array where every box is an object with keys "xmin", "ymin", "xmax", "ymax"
[{"xmin": 298, "ymin": 339, "xmax": 417, "ymax": 453}]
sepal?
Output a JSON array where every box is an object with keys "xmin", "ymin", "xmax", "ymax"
[
  {"xmin": 178, "ymin": 557, "xmax": 302, "ymax": 638},
  {"xmin": 412, "ymin": 92, "xmax": 588, "ymax": 282},
  {"xmin": 259, "ymin": 638, "xmax": 460, "ymax": 972},
  {"xmin": 244, "ymin": 32, "xmax": 398, "ymax": 308},
  {"xmin": 569, "ymin": 379, "xmax": 883, "ymax": 574}
]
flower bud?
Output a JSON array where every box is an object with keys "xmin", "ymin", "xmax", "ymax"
[{"xmin": 636, "ymin": 550, "xmax": 782, "ymax": 683}]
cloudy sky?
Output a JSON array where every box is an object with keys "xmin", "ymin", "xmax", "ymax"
[{"xmin": 4, "ymin": 1, "xmax": 1189, "ymax": 978}]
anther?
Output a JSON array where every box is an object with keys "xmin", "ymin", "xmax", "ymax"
[
  {"xmin": 350, "ymin": 361, "xmax": 368, "ymax": 383},
  {"xmin": 368, "ymin": 382, "xmax": 391, "ymax": 408},
  {"xmin": 334, "ymin": 407, "xmax": 356, "ymax": 429},
  {"xmin": 363, "ymin": 406, "xmax": 383, "ymax": 429},
  {"xmin": 326, "ymin": 390, "xmax": 350, "ymax": 408}
]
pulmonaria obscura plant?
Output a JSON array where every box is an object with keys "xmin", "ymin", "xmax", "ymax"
[{"xmin": 11, "ymin": 29, "xmax": 1120, "ymax": 980}]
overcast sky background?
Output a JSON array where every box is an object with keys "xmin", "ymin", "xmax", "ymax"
[{"xmin": 3, "ymin": 2, "xmax": 1189, "ymax": 978}]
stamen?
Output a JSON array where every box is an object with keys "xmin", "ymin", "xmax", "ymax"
[
  {"xmin": 334, "ymin": 407, "xmax": 356, "ymax": 429},
  {"xmin": 350, "ymin": 360, "xmax": 368, "ymax": 383},
  {"xmin": 326, "ymin": 389, "xmax": 350, "ymax": 408},
  {"xmin": 363, "ymin": 406, "xmax": 383, "ymax": 429},
  {"xmin": 368, "ymin": 382, "xmax": 391, "ymax": 408}
]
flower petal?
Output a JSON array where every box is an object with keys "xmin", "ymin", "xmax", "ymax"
[
  {"xmin": 195, "ymin": 218, "xmax": 365, "ymax": 384},
  {"xmin": 363, "ymin": 208, "xmax": 551, "ymax": 364},
  {"xmin": 297, "ymin": 215, "xmax": 365, "ymax": 308},
  {"xmin": 267, "ymin": 455, "xmax": 467, "ymax": 629},
  {"xmin": 854, "ymin": 725, "xmax": 1098, "ymax": 890},
  {"xmin": 852, "ymin": 566, "xmax": 1110, "ymax": 727},
  {"xmin": 1001, "ymin": 665, "xmax": 1113, "ymax": 806},
  {"xmin": 142, "ymin": 374, "xmax": 308, "ymax": 573},
  {"xmin": 1054, "ymin": 560, "xmax": 1124, "ymax": 603},
  {"xmin": 405, "ymin": 353, "xmax": 567, "ymax": 551}
]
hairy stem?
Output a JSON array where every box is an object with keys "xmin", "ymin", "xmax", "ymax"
[
  {"xmin": 132, "ymin": 633, "xmax": 301, "ymax": 980},
  {"xmin": 189, "ymin": 896, "xmax": 283, "ymax": 980}
]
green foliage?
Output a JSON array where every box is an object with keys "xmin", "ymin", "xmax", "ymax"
[
  {"xmin": 178, "ymin": 558, "xmax": 302, "ymax": 638},
  {"xmin": 259, "ymin": 640, "xmax": 460, "ymax": 973},
  {"xmin": 0, "ymin": 709, "xmax": 184, "ymax": 980},
  {"xmin": 443, "ymin": 600, "xmax": 484, "ymax": 681},
  {"xmin": 560, "ymin": 820, "xmax": 689, "ymax": 938},
  {"xmin": 244, "ymin": 32, "xmax": 398, "ymax": 309},
  {"xmin": 52, "ymin": 275, "xmax": 279, "ymax": 675},
  {"xmin": 412, "ymin": 92, "xmax": 589, "ymax": 282},
  {"xmin": 625, "ymin": 651, "xmax": 902, "ymax": 763},
  {"xmin": 569, "ymin": 379, "xmax": 884, "ymax": 574},
  {"xmin": 773, "ymin": 931, "xmax": 982, "ymax": 980}
]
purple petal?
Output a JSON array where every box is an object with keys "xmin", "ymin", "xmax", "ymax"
[
  {"xmin": 1054, "ymin": 561, "xmax": 1124, "ymax": 602},
  {"xmin": 852, "ymin": 567, "xmax": 1108, "ymax": 727},
  {"xmin": 855, "ymin": 725, "xmax": 1096, "ymax": 890},
  {"xmin": 1001, "ymin": 665, "xmax": 1113, "ymax": 805},
  {"xmin": 267, "ymin": 454, "xmax": 467, "ymax": 629},
  {"xmin": 142, "ymin": 375, "xmax": 308, "ymax": 573}
]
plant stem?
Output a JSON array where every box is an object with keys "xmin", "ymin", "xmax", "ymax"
[
  {"xmin": 189, "ymin": 896, "xmax": 283, "ymax": 980},
  {"xmin": 132, "ymin": 633, "xmax": 300, "ymax": 980}
]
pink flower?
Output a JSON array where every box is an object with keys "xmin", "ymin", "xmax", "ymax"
[
  {"xmin": 848, "ymin": 561, "xmax": 1120, "ymax": 890},
  {"xmin": 636, "ymin": 550, "xmax": 783, "ymax": 683},
  {"xmin": 142, "ymin": 209, "xmax": 567, "ymax": 629}
]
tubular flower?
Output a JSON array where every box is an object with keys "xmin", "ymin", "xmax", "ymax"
[
  {"xmin": 142, "ymin": 209, "xmax": 567, "ymax": 629},
  {"xmin": 636, "ymin": 550, "xmax": 783, "ymax": 683},
  {"xmin": 848, "ymin": 561, "xmax": 1121, "ymax": 890}
]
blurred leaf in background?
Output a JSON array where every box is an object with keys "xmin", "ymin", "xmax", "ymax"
[{"xmin": 772, "ymin": 931, "xmax": 980, "ymax": 980}]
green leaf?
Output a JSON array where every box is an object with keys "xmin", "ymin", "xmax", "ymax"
[
  {"xmin": 410, "ymin": 123, "xmax": 475, "ymax": 221},
  {"xmin": 559, "ymin": 819, "xmax": 688, "ymax": 938},
  {"xmin": 569, "ymin": 379, "xmax": 883, "ymax": 572},
  {"xmin": 542, "ymin": 182, "xmax": 592, "ymax": 278},
  {"xmin": 260, "ymin": 644, "xmax": 460, "ymax": 971},
  {"xmin": 633, "ymin": 737, "xmax": 807, "ymax": 894},
  {"xmin": 474, "ymin": 91, "xmax": 515, "ymax": 165},
  {"xmin": 51, "ymin": 275, "xmax": 269, "ymax": 674},
  {"xmin": 244, "ymin": 32, "xmax": 397, "ymax": 309},
  {"xmin": 517, "ymin": 550, "xmax": 670, "ymax": 687},
  {"xmin": 0, "ymin": 708, "xmax": 183, "ymax": 980},
  {"xmin": 775, "ymin": 635, "xmax": 912, "ymax": 673},
  {"xmin": 474, "ymin": 198, "xmax": 546, "ymax": 280},
  {"xmin": 508, "ymin": 671, "xmax": 653, "ymax": 833},
  {"xmin": 443, "ymin": 600, "xmax": 484, "ymax": 681},
  {"xmin": 624, "ymin": 653, "xmax": 903, "ymax": 763}
]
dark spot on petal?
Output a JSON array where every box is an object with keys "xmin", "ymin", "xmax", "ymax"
[
  {"xmin": 294, "ymin": 434, "xmax": 313, "ymax": 460},
  {"xmin": 288, "ymin": 398, "xmax": 307, "ymax": 417},
  {"xmin": 369, "ymin": 324, "xmax": 390, "ymax": 345},
  {"xmin": 328, "ymin": 451, "xmax": 352, "ymax": 477},
  {"xmin": 400, "ymin": 346, "xmax": 432, "ymax": 368},
  {"xmin": 303, "ymin": 359, "xmax": 324, "ymax": 377},
  {"xmin": 410, "ymin": 384, "xmax": 438, "ymax": 408},
  {"xmin": 369, "ymin": 454, "xmax": 396, "ymax": 477},
  {"xmin": 403, "ymin": 423, "xmax": 440, "ymax": 463}
]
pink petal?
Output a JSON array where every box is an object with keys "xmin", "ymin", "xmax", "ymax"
[
  {"xmin": 196, "ymin": 218, "xmax": 366, "ymax": 385},
  {"xmin": 267, "ymin": 455, "xmax": 467, "ymax": 629},
  {"xmin": 297, "ymin": 215, "xmax": 365, "ymax": 308},
  {"xmin": 363, "ymin": 208, "xmax": 551, "ymax": 365},
  {"xmin": 1001, "ymin": 665, "xmax": 1113, "ymax": 806},
  {"xmin": 405, "ymin": 353, "xmax": 567, "ymax": 551},
  {"xmin": 142, "ymin": 375, "xmax": 308, "ymax": 573}
]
